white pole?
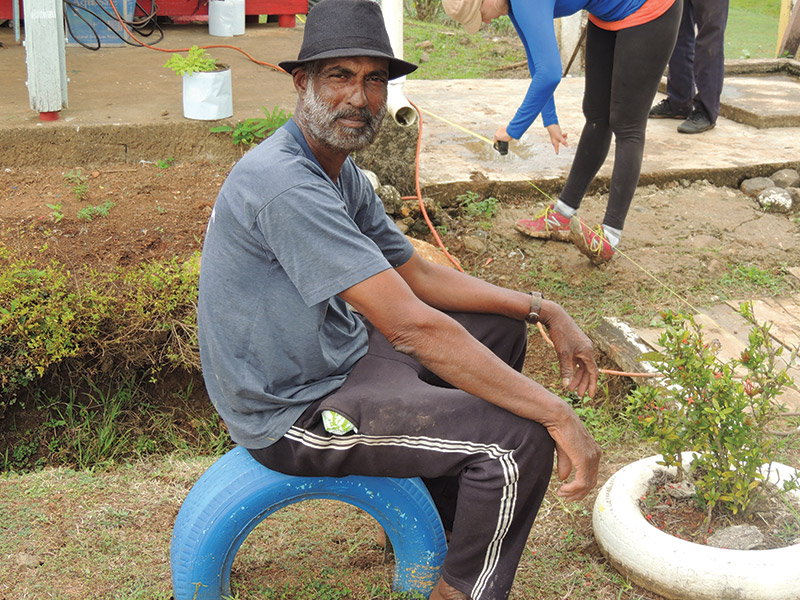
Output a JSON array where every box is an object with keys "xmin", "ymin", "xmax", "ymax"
[{"xmin": 24, "ymin": 0, "xmax": 69, "ymax": 119}]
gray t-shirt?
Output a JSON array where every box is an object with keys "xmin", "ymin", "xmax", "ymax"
[{"xmin": 197, "ymin": 120, "xmax": 414, "ymax": 448}]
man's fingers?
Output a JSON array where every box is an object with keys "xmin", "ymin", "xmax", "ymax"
[
  {"xmin": 556, "ymin": 460, "xmax": 599, "ymax": 502},
  {"xmin": 557, "ymin": 478, "xmax": 593, "ymax": 502},
  {"xmin": 555, "ymin": 445, "xmax": 573, "ymax": 481},
  {"xmin": 558, "ymin": 351, "xmax": 574, "ymax": 389}
]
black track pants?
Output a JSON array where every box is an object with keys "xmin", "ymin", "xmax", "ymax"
[
  {"xmin": 249, "ymin": 312, "xmax": 556, "ymax": 600},
  {"xmin": 560, "ymin": 0, "xmax": 683, "ymax": 230}
]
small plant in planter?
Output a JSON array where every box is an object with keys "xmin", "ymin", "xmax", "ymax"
[
  {"xmin": 163, "ymin": 45, "xmax": 222, "ymax": 76},
  {"xmin": 593, "ymin": 305, "xmax": 800, "ymax": 599},
  {"xmin": 628, "ymin": 303, "xmax": 799, "ymax": 522},
  {"xmin": 164, "ymin": 46, "xmax": 233, "ymax": 121}
]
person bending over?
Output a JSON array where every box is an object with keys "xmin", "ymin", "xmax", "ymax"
[{"xmin": 444, "ymin": 0, "xmax": 681, "ymax": 264}]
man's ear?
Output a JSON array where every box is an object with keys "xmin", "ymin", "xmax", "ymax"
[{"xmin": 293, "ymin": 67, "xmax": 309, "ymax": 98}]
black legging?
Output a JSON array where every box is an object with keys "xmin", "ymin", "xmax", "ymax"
[{"xmin": 560, "ymin": 0, "xmax": 682, "ymax": 231}]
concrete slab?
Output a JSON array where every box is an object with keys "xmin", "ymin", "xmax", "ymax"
[
  {"xmin": 405, "ymin": 77, "xmax": 800, "ymax": 191},
  {"xmin": 0, "ymin": 23, "xmax": 300, "ymax": 126},
  {"xmin": 720, "ymin": 73, "xmax": 800, "ymax": 129}
]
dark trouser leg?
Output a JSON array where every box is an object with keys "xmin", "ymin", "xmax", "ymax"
[
  {"xmin": 249, "ymin": 313, "xmax": 555, "ymax": 600},
  {"xmin": 666, "ymin": 0, "xmax": 698, "ymax": 113},
  {"xmin": 560, "ymin": 1, "xmax": 682, "ymax": 230},
  {"xmin": 690, "ymin": 0, "xmax": 729, "ymax": 122}
]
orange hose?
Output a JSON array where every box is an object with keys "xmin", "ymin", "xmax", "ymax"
[{"xmin": 407, "ymin": 99, "xmax": 464, "ymax": 273}]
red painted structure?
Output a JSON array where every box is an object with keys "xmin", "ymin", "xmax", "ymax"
[{"xmin": 0, "ymin": 0, "xmax": 308, "ymax": 28}]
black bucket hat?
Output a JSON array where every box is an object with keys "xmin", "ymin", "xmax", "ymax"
[{"xmin": 279, "ymin": 0, "xmax": 418, "ymax": 80}]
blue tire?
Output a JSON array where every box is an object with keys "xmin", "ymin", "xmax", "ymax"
[{"xmin": 171, "ymin": 446, "xmax": 447, "ymax": 600}]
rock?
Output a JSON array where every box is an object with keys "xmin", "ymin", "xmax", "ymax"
[
  {"xmin": 406, "ymin": 236, "xmax": 459, "ymax": 270},
  {"xmin": 707, "ymin": 525, "xmax": 764, "ymax": 550},
  {"xmin": 787, "ymin": 187, "xmax": 800, "ymax": 205},
  {"xmin": 462, "ymin": 235, "xmax": 488, "ymax": 253},
  {"xmin": 416, "ymin": 40, "xmax": 434, "ymax": 51},
  {"xmin": 377, "ymin": 184, "xmax": 403, "ymax": 215},
  {"xmin": 353, "ymin": 116, "xmax": 418, "ymax": 196},
  {"xmin": 362, "ymin": 169, "xmax": 380, "ymax": 191},
  {"xmin": 665, "ymin": 479, "xmax": 696, "ymax": 499},
  {"xmin": 686, "ymin": 234, "xmax": 718, "ymax": 250},
  {"xmin": 740, "ymin": 177, "xmax": 774, "ymax": 198},
  {"xmin": 757, "ymin": 187, "xmax": 793, "ymax": 213},
  {"xmin": 770, "ymin": 168, "xmax": 800, "ymax": 189},
  {"xmin": 409, "ymin": 219, "xmax": 433, "ymax": 237},
  {"xmin": 419, "ymin": 51, "xmax": 431, "ymax": 64},
  {"xmin": 705, "ymin": 258, "xmax": 726, "ymax": 278}
]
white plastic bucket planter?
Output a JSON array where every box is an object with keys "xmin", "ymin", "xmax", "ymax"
[
  {"xmin": 182, "ymin": 67, "xmax": 233, "ymax": 120},
  {"xmin": 593, "ymin": 453, "xmax": 800, "ymax": 600},
  {"xmin": 208, "ymin": 0, "xmax": 245, "ymax": 37}
]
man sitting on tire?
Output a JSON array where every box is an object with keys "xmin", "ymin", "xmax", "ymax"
[{"xmin": 196, "ymin": 1, "xmax": 601, "ymax": 598}]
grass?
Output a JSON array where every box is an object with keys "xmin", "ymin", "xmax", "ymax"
[
  {"xmin": 3, "ymin": 376, "xmax": 233, "ymax": 473},
  {"xmin": 727, "ymin": 0, "xmax": 784, "ymax": 59},
  {"xmin": 0, "ymin": 456, "xmax": 210, "ymax": 600},
  {"xmin": 403, "ymin": 17, "xmax": 526, "ymax": 80}
]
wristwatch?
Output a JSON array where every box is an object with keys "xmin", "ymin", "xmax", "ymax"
[{"xmin": 525, "ymin": 291, "xmax": 543, "ymax": 324}]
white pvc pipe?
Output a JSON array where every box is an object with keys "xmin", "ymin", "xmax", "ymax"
[{"xmin": 380, "ymin": 0, "xmax": 418, "ymax": 127}]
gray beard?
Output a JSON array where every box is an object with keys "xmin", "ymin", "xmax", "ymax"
[{"xmin": 299, "ymin": 82, "xmax": 387, "ymax": 153}]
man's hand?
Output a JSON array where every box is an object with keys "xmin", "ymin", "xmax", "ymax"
[
  {"xmin": 539, "ymin": 300, "xmax": 598, "ymax": 398},
  {"xmin": 545, "ymin": 401, "xmax": 602, "ymax": 502},
  {"xmin": 546, "ymin": 124, "xmax": 568, "ymax": 155}
]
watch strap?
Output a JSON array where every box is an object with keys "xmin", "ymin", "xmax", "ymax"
[{"xmin": 526, "ymin": 291, "xmax": 543, "ymax": 324}]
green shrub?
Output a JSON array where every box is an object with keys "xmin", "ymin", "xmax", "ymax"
[
  {"xmin": 627, "ymin": 305, "xmax": 798, "ymax": 518},
  {"xmin": 109, "ymin": 255, "xmax": 201, "ymax": 376},
  {"xmin": 163, "ymin": 45, "xmax": 219, "ymax": 76},
  {"xmin": 0, "ymin": 247, "xmax": 201, "ymax": 408},
  {"xmin": 0, "ymin": 249, "xmax": 109, "ymax": 404},
  {"xmin": 77, "ymin": 200, "xmax": 115, "ymax": 221}
]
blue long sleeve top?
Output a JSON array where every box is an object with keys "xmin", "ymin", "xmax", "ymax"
[{"xmin": 505, "ymin": 0, "xmax": 647, "ymax": 139}]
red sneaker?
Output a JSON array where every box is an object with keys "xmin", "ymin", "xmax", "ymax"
[
  {"xmin": 515, "ymin": 204, "xmax": 572, "ymax": 241},
  {"xmin": 570, "ymin": 218, "xmax": 615, "ymax": 264}
]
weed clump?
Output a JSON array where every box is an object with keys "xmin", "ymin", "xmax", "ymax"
[{"xmin": 0, "ymin": 246, "xmax": 201, "ymax": 413}]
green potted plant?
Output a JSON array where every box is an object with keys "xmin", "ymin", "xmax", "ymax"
[
  {"xmin": 164, "ymin": 45, "xmax": 232, "ymax": 120},
  {"xmin": 593, "ymin": 304, "xmax": 800, "ymax": 600}
]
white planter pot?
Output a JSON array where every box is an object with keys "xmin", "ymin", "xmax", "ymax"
[
  {"xmin": 182, "ymin": 68, "xmax": 233, "ymax": 121},
  {"xmin": 593, "ymin": 453, "xmax": 800, "ymax": 600},
  {"xmin": 208, "ymin": 0, "xmax": 245, "ymax": 37}
]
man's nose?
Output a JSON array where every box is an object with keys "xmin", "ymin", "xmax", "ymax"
[{"xmin": 345, "ymin": 80, "xmax": 369, "ymax": 107}]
